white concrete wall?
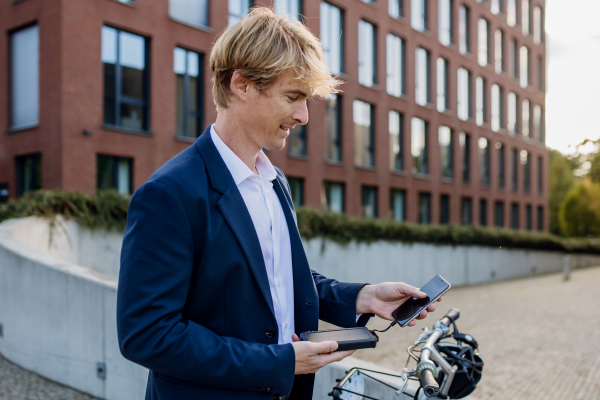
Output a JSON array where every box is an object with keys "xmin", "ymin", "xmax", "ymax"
[{"xmin": 1, "ymin": 216, "xmax": 598, "ymax": 399}]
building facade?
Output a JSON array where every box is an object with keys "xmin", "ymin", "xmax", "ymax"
[{"xmin": 0, "ymin": 0, "xmax": 547, "ymax": 230}]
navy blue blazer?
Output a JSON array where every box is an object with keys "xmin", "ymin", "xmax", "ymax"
[{"xmin": 117, "ymin": 125, "xmax": 370, "ymax": 400}]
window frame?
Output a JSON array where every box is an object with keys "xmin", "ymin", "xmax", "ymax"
[
  {"xmin": 174, "ymin": 47, "xmax": 204, "ymax": 139},
  {"xmin": 96, "ymin": 154, "xmax": 133, "ymax": 195}
]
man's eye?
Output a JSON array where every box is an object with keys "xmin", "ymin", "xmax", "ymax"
[{"xmin": 287, "ymin": 96, "xmax": 298, "ymax": 101}]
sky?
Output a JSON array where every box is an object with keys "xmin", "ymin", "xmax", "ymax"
[{"xmin": 545, "ymin": 0, "xmax": 600, "ymax": 154}]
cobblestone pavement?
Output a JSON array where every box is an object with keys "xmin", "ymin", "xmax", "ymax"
[
  {"xmin": 320, "ymin": 266, "xmax": 600, "ymax": 400},
  {"xmin": 0, "ymin": 354, "xmax": 100, "ymax": 400}
]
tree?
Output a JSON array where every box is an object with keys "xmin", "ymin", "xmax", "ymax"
[
  {"xmin": 549, "ymin": 149, "xmax": 576, "ymax": 234},
  {"xmin": 558, "ymin": 180, "xmax": 600, "ymax": 238}
]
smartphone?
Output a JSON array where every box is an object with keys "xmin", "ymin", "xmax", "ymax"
[
  {"xmin": 392, "ymin": 275, "xmax": 451, "ymax": 327},
  {"xmin": 299, "ymin": 327, "xmax": 379, "ymax": 351}
]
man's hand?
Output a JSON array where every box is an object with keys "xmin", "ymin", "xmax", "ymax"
[
  {"xmin": 290, "ymin": 334, "xmax": 355, "ymax": 375},
  {"xmin": 356, "ymin": 283, "xmax": 442, "ymax": 326}
]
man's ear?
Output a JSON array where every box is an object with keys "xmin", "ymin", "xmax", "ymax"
[{"xmin": 230, "ymin": 70, "xmax": 251, "ymax": 103}]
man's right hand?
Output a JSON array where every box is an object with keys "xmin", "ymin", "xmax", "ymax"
[{"xmin": 290, "ymin": 334, "xmax": 355, "ymax": 375}]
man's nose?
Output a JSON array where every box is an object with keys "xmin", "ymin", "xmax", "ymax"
[{"xmin": 292, "ymin": 101, "xmax": 309, "ymax": 125}]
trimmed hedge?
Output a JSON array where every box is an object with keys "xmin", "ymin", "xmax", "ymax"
[{"xmin": 1, "ymin": 190, "xmax": 598, "ymax": 254}]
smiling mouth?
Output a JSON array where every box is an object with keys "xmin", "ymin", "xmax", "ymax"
[{"xmin": 279, "ymin": 125, "xmax": 294, "ymax": 133}]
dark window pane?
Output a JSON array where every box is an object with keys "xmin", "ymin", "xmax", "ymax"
[
  {"xmin": 537, "ymin": 206, "xmax": 543, "ymax": 231},
  {"xmin": 120, "ymin": 103, "xmax": 145, "ymax": 130},
  {"xmin": 288, "ymin": 177, "xmax": 304, "ymax": 208},
  {"xmin": 121, "ymin": 66, "xmax": 145, "ymax": 100},
  {"xmin": 461, "ymin": 197, "xmax": 472, "ymax": 225},
  {"xmin": 440, "ymin": 194, "xmax": 450, "ymax": 224},
  {"xmin": 418, "ymin": 192, "xmax": 431, "ymax": 224},
  {"xmin": 97, "ymin": 155, "xmax": 132, "ymax": 195},
  {"xmin": 362, "ymin": 186, "xmax": 377, "ymax": 218},
  {"xmin": 323, "ymin": 181, "xmax": 344, "ymax": 213},
  {"xmin": 16, "ymin": 154, "xmax": 42, "ymax": 197},
  {"xmin": 480, "ymin": 199, "xmax": 487, "ymax": 225},
  {"xmin": 511, "ymin": 203, "xmax": 519, "ymax": 229},
  {"xmin": 495, "ymin": 201, "xmax": 504, "ymax": 227},
  {"xmin": 326, "ymin": 95, "xmax": 342, "ymax": 161},
  {"xmin": 526, "ymin": 205, "xmax": 532, "ymax": 230},
  {"xmin": 289, "ymin": 125, "xmax": 307, "ymax": 156},
  {"xmin": 390, "ymin": 189, "xmax": 406, "ymax": 222},
  {"xmin": 103, "ymin": 64, "xmax": 116, "ymax": 125},
  {"xmin": 176, "ymin": 74, "xmax": 186, "ymax": 136}
]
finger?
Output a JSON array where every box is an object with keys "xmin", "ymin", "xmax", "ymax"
[
  {"xmin": 408, "ymin": 320, "xmax": 416, "ymax": 326},
  {"xmin": 426, "ymin": 303, "xmax": 437, "ymax": 313},
  {"xmin": 437, "ymin": 296, "xmax": 443, "ymax": 302},
  {"xmin": 315, "ymin": 340, "xmax": 338, "ymax": 354},
  {"xmin": 320, "ymin": 349, "xmax": 355, "ymax": 365},
  {"xmin": 292, "ymin": 333, "xmax": 300, "ymax": 342},
  {"xmin": 415, "ymin": 309, "xmax": 428, "ymax": 320},
  {"xmin": 408, "ymin": 285, "xmax": 427, "ymax": 298}
]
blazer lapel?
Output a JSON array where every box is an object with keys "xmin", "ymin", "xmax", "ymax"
[
  {"xmin": 195, "ymin": 128, "xmax": 275, "ymax": 316},
  {"xmin": 272, "ymin": 177, "xmax": 319, "ymax": 333}
]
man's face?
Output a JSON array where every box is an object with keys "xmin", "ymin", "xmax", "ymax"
[{"xmin": 242, "ymin": 70, "xmax": 312, "ymax": 151}]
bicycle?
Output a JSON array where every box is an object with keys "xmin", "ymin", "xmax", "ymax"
[{"xmin": 329, "ymin": 309, "xmax": 484, "ymax": 400}]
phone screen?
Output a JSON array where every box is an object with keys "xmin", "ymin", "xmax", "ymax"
[
  {"xmin": 305, "ymin": 328, "xmax": 373, "ymax": 342},
  {"xmin": 391, "ymin": 275, "xmax": 450, "ymax": 326}
]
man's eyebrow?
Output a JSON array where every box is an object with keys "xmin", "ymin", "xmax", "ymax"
[{"xmin": 285, "ymin": 89, "xmax": 310, "ymax": 98}]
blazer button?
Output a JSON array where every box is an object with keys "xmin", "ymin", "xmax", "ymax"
[{"xmin": 265, "ymin": 329, "xmax": 276, "ymax": 339}]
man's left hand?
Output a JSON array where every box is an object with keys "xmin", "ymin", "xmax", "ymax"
[{"xmin": 355, "ymin": 283, "xmax": 442, "ymax": 327}]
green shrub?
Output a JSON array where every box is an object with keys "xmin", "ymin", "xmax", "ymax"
[{"xmin": 1, "ymin": 190, "xmax": 599, "ymax": 254}]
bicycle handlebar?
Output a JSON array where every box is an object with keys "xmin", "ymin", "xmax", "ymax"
[
  {"xmin": 419, "ymin": 369, "xmax": 440, "ymax": 397},
  {"xmin": 440, "ymin": 308, "xmax": 460, "ymax": 327}
]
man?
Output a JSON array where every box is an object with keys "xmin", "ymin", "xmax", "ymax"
[{"xmin": 117, "ymin": 8, "xmax": 439, "ymax": 400}]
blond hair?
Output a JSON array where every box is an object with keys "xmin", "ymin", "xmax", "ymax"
[{"xmin": 210, "ymin": 7, "xmax": 341, "ymax": 110}]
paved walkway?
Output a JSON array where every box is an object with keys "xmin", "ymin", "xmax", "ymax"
[
  {"xmin": 327, "ymin": 265, "xmax": 600, "ymax": 400},
  {"xmin": 0, "ymin": 354, "xmax": 99, "ymax": 400},
  {"xmin": 2, "ymin": 266, "xmax": 599, "ymax": 399}
]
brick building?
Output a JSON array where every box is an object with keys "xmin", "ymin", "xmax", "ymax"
[{"xmin": 0, "ymin": 0, "xmax": 548, "ymax": 230}]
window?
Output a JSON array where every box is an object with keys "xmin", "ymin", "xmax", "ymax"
[
  {"xmin": 439, "ymin": 126, "xmax": 453, "ymax": 179},
  {"xmin": 412, "ymin": 0, "xmax": 428, "ymax": 31},
  {"xmin": 439, "ymin": 0, "xmax": 452, "ymax": 45},
  {"xmin": 520, "ymin": 46, "xmax": 529, "ymax": 88},
  {"xmin": 507, "ymin": 92, "xmax": 517, "ymax": 135},
  {"xmin": 537, "ymin": 206, "xmax": 543, "ymax": 231},
  {"xmin": 15, "ymin": 154, "xmax": 41, "ymax": 197},
  {"xmin": 511, "ymin": 202, "xmax": 519, "ymax": 229},
  {"xmin": 522, "ymin": 0, "xmax": 530, "ymax": 35},
  {"xmin": 538, "ymin": 156, "xmax": 543, "ymax": 195},
  {"xmin": 390, "ymin": 189, "xmax": 406, "ymax": 222},
  {"xmin": 457, "ymin": 68, "xmax": 471, "ymax": 121},
  {"xmin": 491, "ymin": 84, "xmax": 502, "ymax": 132},
  {"xmin": 522, "ymin": 150, "xmax": 530, "ymax": 193},
  {"xmin": 97, "ymin": 155, "xmax": 132, "ymax": 195},
  {"xmin": 390, "ymin": 0, "xmax": 403, "ymax": 18},
  {"xmin": 274, "ymin": 0, "xmax": 302, "ymax": 20},
  {"xmin": 460, "ymin": 132, "xmax": 470, "ymax": 183},
  {"xmin": 229, "ymin": 0, "xmax": 251, "ymax": 25},
  {"xmin": 169, "ymin": 0, "xmax": 209, "ymax": 28},
  {"xmin": 525, "ymin": 204, "xmax": 532, "ymax": 230},
  {"xmin": 288, "ymin": 177, "xmax": 304, "ymax": 207},
  {"xmin": 495, "ymin": 201, "xmax": 504, "ymax": 227},
  {"xmin": 289, "ymin": 125, "xmax": 307, "ymax": 156},
  {"xmin": 437, "ymin": 57, "xmax": 449, "ymax": 112},
  {"xmin": 507, "ymin": 0, "xmax": 517, "ymax": 27},
  {"xmin": 511, "ymin": 39, "xmax": 518, "ymax": 78},
  {"xmin": 458, "ymin": 5, "xmax": 469, "ymax": 55},
  {"xmin": 411, "ymin": 117, "xmax": 428, "ymax": 174},
  {"xmin": 174, "ymin": 48, "xmax": 203, "ymax": 138},
  {"xmin": 387, "ymin": 34, "xmax": 405, "ymax": 97},
  {"xmin": 418, "ymin": 192, "xmax": 431, "ymax": 224},
  {"xmin": 440, "ymin": 195, "xmax": 450, "ymax": 224},
  {"xmin": 491, "ymin": 0, "xmax": 501, "ymax": 14},
  {"xmin": 358, "ymin": 20, "xmax": 376, "ymax": 87},
  {"xmin": 323, "ymin": 181, "xmax": 345, "ymax": 212},
  {"xmin": 415, "ymin": 47, "xmax": 430, "ymax": 106},
  {"xmin": 362, "ymin": 186, "xmax": 378, "ymax": 218},
  {"xmin": 9, "ymin": 25, "xmax": 39, "ymax": 131},
  {"xmin": 495, "ymin": 29, "xmax": 504, "ymax": 74},
  {"xmin": 479, "ymin": 137, "xmax": 490, "ymax": 186},
  {"xmin": 537, "ymin": 56, "xmax": 544, "ymax": 92},
  {"xmin": 326, "ymin": 94, "xmax": 342, "ymax": 161},
  {"xmin": 461, "ymin": 197, "xmax": 472, "ymax": 225},
  {"xmin": 497, "ymin": 142, "xmax": 505, "ymax": 188},
  {"xmin": 389, "ymin": 111, "xmax": 404, "ymax": 171},
  {"xmin": 476, "ymin": 77, "xmax": 486, "ymax": 126},
  {"xmin": 533, "ymin": 6, "xmax": 543, "ymax": 44},
  {"xmin": 512, "ymin": 148, "xmax": 518, "ymax": 191},
  {"xmin": 354, "ymin": 100, "xmax": 374, "ymax": 167},
  {"xmin": 321, "ymin": 2, "xmax": 343, "ymax": 75},
  {"xmin": 533, "ymin": 104, "xmax": 542, "ymax": 142},
  {"xmin": 478, "ymin": 18, "xmax": 489, "ymax": 66},
  {"xmin": 480, "ymin": 199, "xmax": 487, "ymax": 226},
  {"xmin": 522, "ymin": 99, "xmax": 530, "ymax": 139},
  {"xmin": 102, "ymin": 26, "xmax": 149, "ymax": 131}
]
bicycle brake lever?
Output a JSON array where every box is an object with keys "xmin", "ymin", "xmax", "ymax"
[{"xmin": 395, "ymin": 368, "xmax": 416, "ymax": 396}]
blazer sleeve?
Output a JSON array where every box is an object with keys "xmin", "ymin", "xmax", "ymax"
[{"xmin": 116, "ymin": 180, "xmax": 295, "ymax": 395}]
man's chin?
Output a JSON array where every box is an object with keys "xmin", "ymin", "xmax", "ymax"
[{"xmin": 263, "ymin": 139, "xmax": 286, "ymax": 151}]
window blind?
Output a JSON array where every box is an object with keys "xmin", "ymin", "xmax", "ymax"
[{"xmin": 10, "ymin": 25, "xmax": 39, "ymax": 130}]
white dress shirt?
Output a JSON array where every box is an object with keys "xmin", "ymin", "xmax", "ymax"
[{"xmin": 211, "ymin": 125, "xmax": 296, "ymax": 345}]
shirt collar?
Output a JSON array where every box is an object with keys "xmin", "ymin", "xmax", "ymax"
[{"xmin": 210, "ymin": 124, "xmax": 277, "ymax": 186}]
